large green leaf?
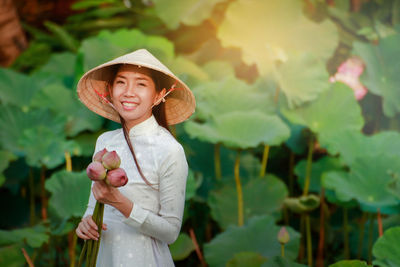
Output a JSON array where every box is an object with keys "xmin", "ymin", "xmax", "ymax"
[
  {"xmin": 372, "ymin": 226, "xmax": 400, "ymax": 267},
  {"xmin": 204, "ymin": 215, "xmax": 300, "ymax": 267},
  {"xmin": 262, "ymin": 256, "xmax": 308, "ymax": 267},
  {"xmin": 295, "ymin": 156, "xmax": 343, "ymax": 193},
  {"xmin": 190, "ymin": 75, "xmax": 275, "ymax": 121},
  {"xmin": 0, "ymin": 225, "xmax": 48, "ymax": 248},
  {"xmin": 281, "ymin": 83, "xmax": 364, "ymax": 148},
  {"xmin": 152, "ymin": 0, "xmax": 227, "ymax": 30},
  {"xmin": 353, "ymin": 33, "xmax": 400, "ymax": 117},
  {"xmin": 0, "ymin": 68, "xmax": 41, "ymax": 110},
  {"xmin": 218, "ymin": 0, "xmax": 337, "ymax": 72},
  {"xmin": 275, "ymin": 52, "xmax": 331, "ymax": 108},
  {"xmin": 0, "ymin": 105, "xmax": 66, "ymax": 156},
  {"xmin": 0, "ymin": 151, "xmax": 17, "ymax": 186},
  {"xmin": 45, "ymin": 170, "xmax": 92, "ymax": 219},
  {"xmin": 169, "ymin": 233, "xmax": 195, "ymax": 261},
  {"xmin": 209, "ymin": 175, "xmax": 288, "ymax": 229},
  {"xmin": 329, "ymin": 260, "xmax": 370, "ymax": 267},
  {"xmin": 80, "ymin": 29, "xmax": 175, "ymax": 71},
  {"xmin": 185, "ymin": 111, "xmax": 290, "ymax": 149},
  {"xmin": 323, "ymin": 130, "xmax": 400, "ymax": 167},
  {"xmin": 227, "ymin": 251, "xmax": 267, "ymax": 267},
  {"xmin": 322, "ymin": 154, "xmax": 400, "ymax": 212},
  {"xmin": 31, "ymin": 83, "xmax": 103, "ymax": 136},
  {"xmin": 0, "ymin": 244, "xmax": 26, "ymax": 267}
]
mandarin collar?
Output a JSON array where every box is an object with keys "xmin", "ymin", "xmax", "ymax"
[{"xmin": 128, "ymin": 115, "xmax": 158, "ymax": 137}]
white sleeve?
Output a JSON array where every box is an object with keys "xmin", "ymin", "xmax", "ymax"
[
  {"xmin": 82, "ymin": 134, "xmax": 104, "ymax": 218},
  {"xmin": 123, "ymin": 146, "xmax": 188, "ymax": 244}
]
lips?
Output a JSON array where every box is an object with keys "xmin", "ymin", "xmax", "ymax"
[{"xmin": 121, "ymin": 101, "xmax": 138, "ymax": 110}]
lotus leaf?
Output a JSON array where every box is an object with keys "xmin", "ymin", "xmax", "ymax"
[
  {"xmin": 185, "ymin": 111, "xmax": 290, "ymax": 149},
  {"xmin": 33, "ymin": 52, "xmax": 77, "ymax": 88},
  {"xmin": 281, "ymin": 83, "xmax": 364, "ymax": 148},
  {"xmin": 209, "ymin": 175, "xmax": 288, "ymax": 229},
  {"xmin": 323, "ymin": 130, "xmax": 400, "ymax": 166},
  {"xmin": 169, "ymin": 233, "xmax": 195, "ymax": 261},
  {"xmin": 30, "ymin": 83, "xmax": 103, "ymax": 136},
  {"xmin": 295, "ymin": 156, "xmax": 343, "ymax": 193},
  {"xmin": 262, "ymin": 256, "xmax": 308, "ymax": 267},
  {"xmin": 45, "ymin": 170, "xmax": 92, "ymax": 219},
  {"xmin": 217, "ymin": 0, "xmax": 337, "ymax": 77},
  {"xmin": 353, "ymin": 32, "xmax": 400, "ymax": 117},
  {"xmin": 275, "ymin": 52, "xmax": 331, "ymax": 108},
  {"xmin": 72, "ymin": 132, "xmax": 100, "ymax": 157},
  {"xmin": 80, "ymin": 29, "xmax": 175, "ymax": 71},
  {"xmin": 204, "ymin": 215, "xmax": 300, "ymax": 267},
  {"xmin": 152, "ymin": 0, "xmax": 226, "ymax": 29},
  {"xmin": 0, "ymin": 105, "xmax": 66, "ymax": 157},
  {"xmin": 0, "ymin": 244, "xmax": 25, "ymax": 267},
  {"xmin": 322, "ymin": 154, "xmax": 400, "ymax": 212},
  {"xmin": 283, "ymin": 194, "xmax": 320, "ymax": 214},
  {"xmin": 0, "ymin": 225, "xmax": 48, "ymax": 248},
  {"xmin": 0, "ymin": 68, "xmax": 41, "ymax": 110},
  {"xmin": 372, "ymin": 226, "xmax": 400, "ymax": 267},
  {"xmin": 190, "ymin": 75, "xmax": 275, "ymax": 121},
  {"xmin": 329, "ymin": 260, "xmax": 370, "ymax": 267},
  {"xmin": 0, "ymin": 151, "xmax": 17, "ymax": 186},
  {"xmin": 227, "ymin": 251, "xmax": 267, "ymax": 267},
  {"xmin": 202, "ymin": 60, "xmax": 236, "ymax": 81},
  {"xmin": 284, "ymin": 123, "xmax": 308, "ymax": 155}
]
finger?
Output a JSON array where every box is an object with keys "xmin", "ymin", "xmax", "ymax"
[
  {"xmin": 102, "ymin": 223, "xmax": 107, "ymax": 230},
  {"xmin": 81, "ymin": 220, "xmax": 99, "ymax": 240},
  {"xmin": 86, "ymin": 216, "xmax": 98, "ymax": 231},
  {"xmin": 76, "ymin": 228, "xmax": 90, "ymax": 240}
]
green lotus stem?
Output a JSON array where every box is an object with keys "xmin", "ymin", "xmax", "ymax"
[
  {"xmin": 78, "ymin": 241, "xmax": 87, "ymax": 267},
  {"xmin": 281, "ymin": 244, "xmax": 285, "ymax": 258},
  {"xmin": 214, "ymin": 143, "xmax": 221, "ymax": 180},
  {"xmin": 367, "ymin": 213, "xmax": 374, "ymax": 265},
  {"xmin": 316, "ymin": 188, "xmax": 326, "ymax": 267},
  {"xmin": 93, "ymin": 203, "xmax": 104, "ymax": 267},
  {"xmin": 303, "ymin": 136, "xmax": 314, "ymax": 196},
  {"xmin": 69, "ymin": 231, "xmax": 77, "ymax": 267},
  {"xmin": 259, "ymin": 144, "xmax": 270, "ymax": 177},
  {"xmin": 343, "ymin": 207, "xmax": 349, "ymax": 259},
  {"xmin": 305, "ymin": 214, "xmax": 313, "ymax": 267},
  {"xmin": 357, "ymin": 212, "xmax": 367, "ymax": 259},
  {"xmin": 40, "ymin": 165, "xmax": 48, "ymax": 221},
  {"xmin": 298, "ymin": 215, "xmax": 305, "ymax": 262},
  {"xmin": 29, "ymin": 168, "xmax": 35, "ymax": 226},
  {"xmin": 377, "ymin": 208, "xmax": 383, "ymax": 237},
  {"xmin": 234, "ymin": 150, "xmax": 244, "ymax": 226},
  {"xmin": 288, "ymin": 152, "xmax": 295, "ymax": 196},
  {"xmin": 65, "ymin": 151, "xmax": 72, "ymax": 172}
]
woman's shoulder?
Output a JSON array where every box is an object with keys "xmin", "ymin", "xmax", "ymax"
[
  {"xmin": 96, "ymin": 128, "xmax": 123, "ymax": 143},
  {"xmin": 155, "ymin": 126, "xmax": 185, "ymax": 156}
]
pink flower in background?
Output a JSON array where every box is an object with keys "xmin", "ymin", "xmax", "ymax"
[{"xmin": 329, "ymin": 56, "xmax": 368, "ymax": 100}]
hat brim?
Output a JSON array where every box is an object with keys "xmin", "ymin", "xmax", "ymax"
[{"xmin": 77, "ymin": 49, "xmax": 196, "ymax": 125}]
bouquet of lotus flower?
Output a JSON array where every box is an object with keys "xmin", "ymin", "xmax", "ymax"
[{"xmin": 78, "ymin": 149, "xmax": 128, "ymax": 267}]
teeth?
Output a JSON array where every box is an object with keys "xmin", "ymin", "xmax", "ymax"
[{"xmin": 122, "ymin": 102, "xmax": 137, "ymax": 107}]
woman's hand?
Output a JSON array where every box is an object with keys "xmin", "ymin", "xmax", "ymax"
[
  {"xmin": 92, "ymin": 180, "xmax": 133, "ymax": 218},
  {"xmin": 76, "ymin": 215, "xmax": 107, "ymax": 240}
]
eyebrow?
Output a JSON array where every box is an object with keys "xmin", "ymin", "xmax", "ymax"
[{"xmin": 115, "ymin": 74, "xmax": 150, "ymax": 81}]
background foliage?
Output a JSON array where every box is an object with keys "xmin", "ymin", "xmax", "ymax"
[{"xmin": 1, "ymin": 0, "xmax": 400, "ymax": 266}]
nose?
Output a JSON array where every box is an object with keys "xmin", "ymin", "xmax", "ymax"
[{"xmin": 124, "ymin": 83, "xmax": 137, "ymax": 97}]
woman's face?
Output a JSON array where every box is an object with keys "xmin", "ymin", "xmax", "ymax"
[{"xmin": 110, "ymin": 64, "xmax": 163, "ymax": 129}]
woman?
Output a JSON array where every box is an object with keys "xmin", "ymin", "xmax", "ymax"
[{"xmin": 75, "ymin": 49, "xmax": 196, "ymax": 266}]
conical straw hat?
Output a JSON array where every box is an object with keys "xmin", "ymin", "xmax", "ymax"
[{"xmin": 77, "ymin": 49, "xmax": 196, "ymax": 125}]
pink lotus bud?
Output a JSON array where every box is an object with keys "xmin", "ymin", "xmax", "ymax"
[
  {"xmin": 277, "ymin": 226, "xmax": 290, "ymax": 244},
  {"xmin": 106, "ymin": 168, "xmax": 128, "ymax": 187},
  {"xmin": 102, "ymin": 151, "xmax": 121, "ymax": 170},
  {"xmin": 93, "ymin": 148, "xmax": 108, "ymax": 162},
  {"xmin": 86, "ymin": 161, "xmax": 107, "ymax": 181}
]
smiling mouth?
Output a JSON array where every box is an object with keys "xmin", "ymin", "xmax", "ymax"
[{"xmin": 122, "ymin": 102, "xmax": 138, "ymax": 107}]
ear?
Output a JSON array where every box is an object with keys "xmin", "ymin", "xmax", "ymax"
[{"xmin": 153, "ymin": 88, "xmax": 167, "ymax": 106}]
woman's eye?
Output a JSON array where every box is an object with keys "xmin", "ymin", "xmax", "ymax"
[
  {"xmin": 116, "ymin": 80, "xmax": 125, "ymax": 85},
  {"xmin": 138, "ymin": 83, "xmax": 146, "ymax": 87}
]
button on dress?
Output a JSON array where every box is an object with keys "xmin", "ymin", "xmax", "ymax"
[{"xmin": 83, "ymin": 115, "xmax": 188, "ymax": 267}]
